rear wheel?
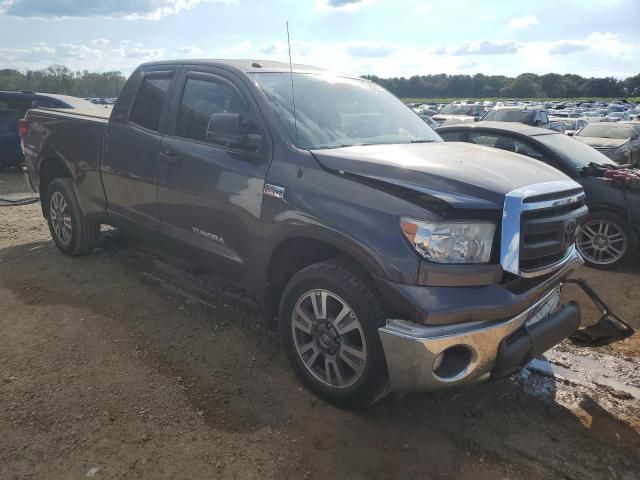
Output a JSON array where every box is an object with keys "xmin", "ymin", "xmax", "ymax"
[
  {"xmin": 279, "ymin": 260, "xmax": 390, "ymax": 407},
  {"xmin": 576, "ymin": 211, "xmax": 637, "ymax": 269},
  {"xmin": 45, "ymin": 178, "xmax": 100, "ymax": 255}
]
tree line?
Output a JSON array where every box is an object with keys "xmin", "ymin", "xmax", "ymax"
[
  {"xmin": 0, "ymin": 65, "xmax": 126, "ymax": 98},
  {"xmin": 1, "ymin": 65, "xmax": 639, "ymax": 100},
  {"xmin": 362, "ymin": 72, "xmax": 640, "ymax": 99}
]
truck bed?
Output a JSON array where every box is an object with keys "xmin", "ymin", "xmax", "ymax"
[{"xmin": 31, "ymin": 106, "xmax": 112, "ymax": 123}]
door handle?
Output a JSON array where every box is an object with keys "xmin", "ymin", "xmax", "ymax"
[{"xmin": 159, "ymin": 149, "xmax": 181, "ymax": 167}]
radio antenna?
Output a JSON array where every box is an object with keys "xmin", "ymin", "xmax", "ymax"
[{"xmin": 286, "ymin": 21, "xmax": 299, "ymax": 147}]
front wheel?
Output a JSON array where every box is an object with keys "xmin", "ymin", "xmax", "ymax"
[
  {"xmin": 279, "ymin": 260, "xmax": 390, "ymax": 407},
  {"xmin": 576, "ymin": 211, "xmax": 637, "ymax": 269}
]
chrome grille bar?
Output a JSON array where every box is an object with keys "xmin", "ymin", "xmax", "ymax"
[{"xmin": 501, "ymin": 180, "xmax": 585, "ymax": 278}]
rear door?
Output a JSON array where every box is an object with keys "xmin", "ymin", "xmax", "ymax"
[
  {"xmin": 156, "ymin": 67, "xmax": 271, "ymax": 281},
  {"xmin": 101, "ymin": 67, "xmax": 176, "ymax": 230}
]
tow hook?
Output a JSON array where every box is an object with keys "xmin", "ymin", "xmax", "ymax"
[{"xmin": 565, "ymin": 278, "xmax": 635, "ymax": 346}]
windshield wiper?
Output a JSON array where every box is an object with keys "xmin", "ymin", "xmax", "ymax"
[{"xmin": 410, "ymin": 139, "xmax": 436, "ymax": 143}]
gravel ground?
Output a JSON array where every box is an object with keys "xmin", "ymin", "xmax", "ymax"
[{"xmin": 1, "ymin": 169, "xmax": 639, "ymax": 480}]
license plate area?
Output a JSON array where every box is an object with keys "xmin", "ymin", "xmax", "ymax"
[{"xmin": 526, "ymin": 286, "xmax": 561, "ymax": 328}]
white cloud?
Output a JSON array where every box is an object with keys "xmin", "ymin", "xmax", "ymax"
[
  {"xmin": 0, "ymin": 0, "xmax": 237, "ymax": 20},
  {"xmin": 458, "ymin": 59, "xmax": 479, "ymax": 69},
  {"xmin": 110, "ymin": 41, "xmax": 166, "ymax": 59},
  {"xmin": 449, "ymin": 40, "xmax": 518, "ymax": 56},
  {"xmin": 507, "ymin": 15, "xmax": 538, "ymax": 30},
  {"xmin": 548, "ymin": 41, "xmax": 588, "ymax": 55},
  {"xmin": 177, "ymin": 45, "xmax": 204, "ymax": 57},
  {"xmin": 260, "ymin": 41, "xmax": 309, "ymax": 57},
  {"xmin": 214, "ymin": 41, "xmax": 252, "ymax": 57},
  {"xmin": 544, "ymin": 32, "xmax": 638, "ymax": 58},
  {"xmin": 55, "ymin": 43, "xmax": 102, "ymax": 60},
  {"xmin": 346, "ymin": 42, "xmax": 395, "ymax": 58},
  {"xmin": 587, "ymin": 31, "xmax": 637, "ymax": 59},
  {"xmin": 90, "ymin": 38, "xmax": 110, "ymax": 47},
  {"xmin": 316, "ymin": 0, "xmax": 371, "ymax": 13}
]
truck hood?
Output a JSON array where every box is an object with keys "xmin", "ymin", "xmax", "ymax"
[
  {"xmin": 310, "ymin": 142, "xmax": 570, "ymax": 211},
  {"xmin": 575, "ymin": 137, "xmax": 627, "ymax": 149}
]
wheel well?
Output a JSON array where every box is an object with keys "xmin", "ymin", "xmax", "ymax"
[
  {"xmin": 39, "ymin": 156, "xmax": 70, "ymax": 214},
  {"xmin": 586, "ymin": 205, "xmax": 629, "ymax": 222},
  {"xmin": 263, "ymin": 237, "xmax": 383, "ymax": 325}
]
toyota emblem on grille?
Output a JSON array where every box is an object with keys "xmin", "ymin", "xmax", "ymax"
[{"xmin": 564, "ymin": 219, "xmax": 577, "ymax": 244}]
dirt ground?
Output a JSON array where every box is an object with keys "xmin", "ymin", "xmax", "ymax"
[{"xmin": 1, "ymin": 169, "xmax": 639, "ymax": 480}]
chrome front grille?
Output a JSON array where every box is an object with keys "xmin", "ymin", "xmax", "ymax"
[{"xmin": 501, "ymin": 181, "xmax": 587, "ymax": 278}]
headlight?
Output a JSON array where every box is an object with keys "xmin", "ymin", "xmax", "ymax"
[{"xmin": 400, "ymin": 218, "xmax": 495, "ymax": 264}]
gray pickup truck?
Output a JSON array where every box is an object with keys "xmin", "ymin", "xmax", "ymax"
[{"xmin": 20, "ymin": 60, "xmax": 630, "ymax": 407}]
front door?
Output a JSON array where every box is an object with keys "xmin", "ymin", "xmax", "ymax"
[{"xmin": 156, "ymin": 68, "xmax": 271, "ymax": 281}]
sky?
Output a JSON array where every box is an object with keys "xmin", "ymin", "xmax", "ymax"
[{"xmin": 0, "ymin": 0, "xmax": 638, "ymax": 79}]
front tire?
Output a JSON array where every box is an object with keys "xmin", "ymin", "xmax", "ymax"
[
  {"xmin": 45, "ymin": 178, "xmax": 100, "ymax": 256},
  {"xmin": 279, "ymin": 260, "xmax": 390, "ymax": 408},
  {"xmin": 576, "ymin": 211, "xmax": 637, "ymax": 269}
]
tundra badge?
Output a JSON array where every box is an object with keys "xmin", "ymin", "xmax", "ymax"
[{"xmin": 192, "ymin": 227, "xmax": 225, "ymax": 245}]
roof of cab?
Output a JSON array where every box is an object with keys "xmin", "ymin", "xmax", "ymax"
[
  {"xmin": 138, "ymin": 59, "xmax": 349, "ymax": 76},
  {"xmin": 437, "ymin": 121, "xmax": 558, "ymax": 137}
]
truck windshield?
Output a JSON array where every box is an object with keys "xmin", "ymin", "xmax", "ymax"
[
  {"xmin": 535, "ymin": 133, "xmax": 617, "ymax": 170},
  {"xmin": 251, "ymin": 73, "xmax": 441, "ymax": 149}
]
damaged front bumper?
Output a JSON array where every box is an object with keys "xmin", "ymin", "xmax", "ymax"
[
  {"xmin": 379, "ymin": 286, "xmax": 578, "ymax": 392},
  {"xmin": 378, "ymin": 254, "xmax": 634, "ymax": 393}
]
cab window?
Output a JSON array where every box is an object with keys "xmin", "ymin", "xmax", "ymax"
[
  {"xmin": 129, "ymin": 75, "xmax": 172, "ymax": 132},
  {"xmin": 175, "ymin": 76, "xmax": 260, "ymax": 145}
]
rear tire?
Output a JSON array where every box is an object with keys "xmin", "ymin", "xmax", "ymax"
[
  {"xmin": 279, "ymin": 260, "xmax": 390, "ymax": 408},
  {"xmin": 45, "ymin": 178, "xmax": 100, "ymax": 256},
  {"xmin": 576, "ymin": 211, "xmax": 637, "ymax": 269}
]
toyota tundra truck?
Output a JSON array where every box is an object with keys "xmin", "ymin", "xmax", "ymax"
[{"xmin": 20, "ymin": 60, "xmax": 632, "ymax": 407}]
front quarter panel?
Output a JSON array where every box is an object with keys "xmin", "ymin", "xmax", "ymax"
[{"xmin": 257, "ymin": 149, "xmax": 443, "ymax": 285}]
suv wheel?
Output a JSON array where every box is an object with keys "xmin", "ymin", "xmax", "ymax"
[
  {"xmin": 45, "ymin": 178, "xmax": 100, "ymax": 256},
  {"xmin": 576, "ymin": 211, "xmax": 637, "ymax": 269},
  {"xmin": 279, "ymin": 260, "xmax": 390, "ymax": 407}
]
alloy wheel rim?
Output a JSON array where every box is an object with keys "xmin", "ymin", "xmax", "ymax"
[
  {"xmin": 291, "ymin": 289, "xmax": 367, "ymax": 389},
  {"xmin": 50, "ymin": 191, "xmax": 72, "ymax": 245},
  {"xmin": 576, "ymin": 219, "xmax": 627, "ymax": 265}
]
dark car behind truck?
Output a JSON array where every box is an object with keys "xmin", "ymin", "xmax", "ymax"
[
  {"xmin": 0, "ymin": 90, "xmax": 96, "ymax": 168},
  {"xmin": 21, "ymin": 60, "xmax": 616, "ymax": 406},
  {"xmin": 437, "ymin": 121, "xmax": 640, "ymax": 270}
]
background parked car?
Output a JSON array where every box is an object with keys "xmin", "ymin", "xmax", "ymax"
[
  {"xmin": 551, "ymin": 117, "xmax": 589, "ymax": 136},
  {"xmin": 436, "ymin": 121, "xmax": 640, "ymax": 269},
  {"xmin": 418, "ymin": 114, "xmax": 439, "ymax": 129},
  {"xmin": 431, "ymin": 103, "xmax": 485, "ymax": 126},
  {"xmin": 0, "ymin": 90, "xmax": 96, "ymax": 168},
  {"xmin": 573, "ymin": 122, "xmax": 640, "ymax": 166},
  {"xmin": 481, "ymin": 106, "xmax": 551, "ymax": 127}
]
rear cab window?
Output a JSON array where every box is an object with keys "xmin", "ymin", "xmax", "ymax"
[{"xmin": 129, "ymin": 75, "xmax": 173, "ymax": 132}]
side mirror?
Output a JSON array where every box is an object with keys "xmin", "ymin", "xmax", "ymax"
[
  {"xmin": 533, "ymin": 119, "xmax": 542, "ymax": 127},
  {"xmin": 206, "ymin": 113, "xmax": 262, "ymax": 151},
  {"xmin": 631, "ymin": 130, "xmax": 639, "ymax": 140},
  {"xmin": 567, "ymin": 132, "xmax": 574, "ymax": 136},
  {"xmin": 473, "ymin": 116, "xmax": 480, "ymax": 122},
  {"xmin": 207, "ymin": 112, "xmax": 245, "ymax": 145}
]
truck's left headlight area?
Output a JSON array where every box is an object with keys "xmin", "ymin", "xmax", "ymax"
[{"xmin": 400, "ymin": 218, "xmax": 495, "ymax": 264}]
